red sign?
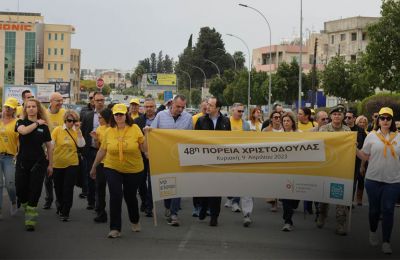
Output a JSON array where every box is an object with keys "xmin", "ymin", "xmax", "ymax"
[
  {"xmin": 0, "ymin": 24, "xmax": 32, "ymax": 31},
  {"xmin": 96, "ymin": 78, "xmax": 104, "ymax": 89}
]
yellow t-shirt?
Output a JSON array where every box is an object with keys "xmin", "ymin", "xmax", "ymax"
[
  {"xmin": 51, "ymin": 126, "xmax": 79, "ymax": 168},
  {"xmin": 16, "ymin": 106, "xmax": 23, "ymax": 118},
  {"xmin": 0, "ymin": 119, "xmax": 19, "ymax": 155},
  {"xmin": 298, "ymin": 121, "xmax": 317, "ymax": 131},
  {"xmin": 101, "ymin": 125, "xmax": 144, "ymax": 174},
  {"xmin": 130, "ymin": 112, "xmax": 139, "ymax": 120},
  {"xmin": 230, "ymin": 117, "xmax": 243, "ymax": 131},
  {"xmin": 48, "ymin": 108, "xmax": 66, "ymax": 131},
  {"xmin": 96, "ymin": 125, "xmax": 108, "ymax": 163},
  {"xmin": 192, "ymin": 112, "xmax": 204, "ymax": 128}
]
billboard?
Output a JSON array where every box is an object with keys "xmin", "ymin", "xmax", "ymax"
[
  {"xmin": 146, "ymin": 73, "xmax": 176, "ymax": 86},
  {"xmin": 3, "ymin": 85, "xmax": 37, "ymax": 105},
  {"xmin": 35, "ymin": 83, "xmax": 56, "ymax": 103},
  {"xmin": 55, "ymin": 82, "xmax": 71, "ymax": 98}
]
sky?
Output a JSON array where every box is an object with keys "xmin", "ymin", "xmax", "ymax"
[{"xmin": 2, "ymin": 0, "xmax": 382, "ymax": 71}]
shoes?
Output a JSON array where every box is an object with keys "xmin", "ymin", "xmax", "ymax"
[
  {"xmin": 132, "ymin": 222, "xmax": 141, "ymax": 232},
  {"xmin": 42, "ymin": 202, "xmax": 51, "ymax": 210},
  {"xmin": 243, "ymin": 216, "xmax": 252, "ymax": 227},
  {"xmin": 316, "ymin": 215, "xmax": 326, "ymax": 228},
  {"xmin": 231, "ymin": 203, "xmax": 241, "ymax": 213},
  {"xmin": 335, "ymin": 224, "xmax": 347, "ymax": 236},
  {"xmin": 60, "ymin": 215, "xmax": 70, "ymax": 222},
  {"xmin": 107, "ymin": 230, "xmax": 121, "ymax": 238},
  {"xmin": 145, "ymin": 211, "xmax": 153, "ymax": 217},
  {"xmin": 209, "ymin": 217, "xmax": 218, "ymax": 227},
  {"xmin": 167, "ymin": 215, "xmax": 180, "ymax": 227},
  {"xmin": 164, "ymin": 209, "xmax": 171, "ymax": 218},
  {"xmin": 79, "ymin": 193, "xmax": 87, "ymax": 199},
  {"xmin": 192, "ymin": 207, "xmax": 200, "ymax": 217},
  {"xmin": 10, "ymin": 203, "xmax": 18, "ymax": 216},
  {"xmin": 281, "ymin": 223, "xmax": 293, "ymax": 232},
  {"xmin": 140, "ymin": 203, "xmax": 146, "ymax": 212},
  {"xmin": 369, "ymin": 231, "xmax": 379, "ymax": 246},
  {"xmin": 25, "ymin": 225, "xmax": 35, "ymax": 231},
  {"xmin": 382, "ymin": 242, "xmax": 392, "ymax": 254},
  {"xmin": 94, "ymin": 214, "xmax": 108, "ymax": 223},
  {"xmin": 224, "ymin": 199, "xmax": 232, "ymax": 208},
  {"xmin": 86, "ymin": 204, "xmax": 95, "ymax": 210}
]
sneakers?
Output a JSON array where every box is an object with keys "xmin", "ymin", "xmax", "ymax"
[
  {"xmin": 107, "ymin": 230, "xmax": 121, "ymax": 238},
  {"xmin": 335, "ymin": 224, "xmax": 347, "ymax": 236},
  {"xmin": 281, "ymin": 223, "xmax": 293, "ymax": 232},
  {"xmin": 382, "ymin": 242, "xmax": 392, "ymax": 254},
  {"xmin": 224, "ymin": 199, "xmax": 232, "ymax": 208},
  {"xmin": 60, "ymin": 215, "xmax": 70, "ymax": 222},
  {"xmin": 369, "ymin": 231, "xmax": 379, "ymax": 246},
  {"xmin": 209, "ymin": 217, "xmax": 218, "ymax": 226},
  {"xmin": 132, "ymin": 222, "xmax": 141, "ymax": 232},
  {"xmin": 243, "ymin": 216, "xmax": 252, "ymax": 227},
  {"xmin": 10, "ymin": 203, "xmax": 18, "ymax": 216},
  {"xmin": 167, "ymin": 215, "xmax": 180, "ymax": 227},
  {"xmin": 231, "ymin": 203, "xmax": 241, "ymax": 213},
  {"xmin": 316, "ymin": 215, "xmax": 326, "ymax": 228}
]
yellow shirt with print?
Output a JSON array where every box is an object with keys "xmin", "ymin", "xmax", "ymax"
[
  {"xmin": 298, "ymin": 121, "xmax": 317, "ymax": 131},
  {"xmin": 192, "ymin": 112, "xmax": 204, "ymax": 128},
  {"xmin": 0, "ymin": 119, "xmax": 19, "ymax": 155},
  {"xmin": 96, "ymin": 125, "xmax": 108, "ymax": 163},
  {"xmin": 230, "ymin": 116, "xmax": 243, "ymax": 131},
  {"xmin": 101, "ymin": 125, "xmax": 144, "ymax": 174},
  {"xmin": 51, "ymin": 126, "xmax": 79, "ymax": 168},
  {"xmin": 48, "ymin": 108, "xmax": 66, "ymax": 131}
]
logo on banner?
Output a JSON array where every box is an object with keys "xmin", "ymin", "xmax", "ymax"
[
  {"xmin": 330, "ymin": 183, "xmax": 344, "ymax": 199},
  {"xmin": 286, "ymin": 180, "xmax": 295, "ymax": 192},
  {"xmin": 159, "ymin": 177, "xmax": 177, "ymax": 197}
]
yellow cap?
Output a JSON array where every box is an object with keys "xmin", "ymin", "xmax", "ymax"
[
  {"xmin": 4, "ymin": 97, "xmax": 18, "ymax": 109},
  {"xmin": 130, "ymin": 98, "xmax": 140, "ymax": 105},
  {"xmin": 112, "ymin": 103, "xmax": 128, "ymax": 114},
  {"xmin": 378, "ymin": 107, "xmax": 393, "ymax": 117}
]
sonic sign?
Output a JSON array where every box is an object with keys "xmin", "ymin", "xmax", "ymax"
[{"xmin": 0, "ymin": 23, "xmax": 33, "ymax": 31}]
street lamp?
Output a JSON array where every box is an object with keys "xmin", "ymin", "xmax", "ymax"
[
  {"xmin": 298, "ymin": 0, "xmax": 303, "ymax": 112},
  {"xmin": 180, "ymin": 70, "xmax": 192, "ymax": 107},
  {"xmin": 217, "ymin": 48, "xmax": 237, "ymax": 71},
  {"xmin": 204, "ymin": 59, "xmax": 221, "ymax": 78},
  {"xmin": 189, "ymin": 64, "xmax": 206, "ymax": 100},
  {"xmin": 226, "ymin": 33, "xmax": 251, "ymax": 118},
  {"xmin": 239, "ymin": 3, "xmax": 272, "ymax": 114}
]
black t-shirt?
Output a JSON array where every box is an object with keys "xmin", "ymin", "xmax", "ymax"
[{"xmin": 15, "ymin": 119, "xmax": 51, "ymax": 161}]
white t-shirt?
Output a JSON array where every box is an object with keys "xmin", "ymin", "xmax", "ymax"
[{"xmin": 362, "ymin": 130, "xmax": 400, "ymax": 183}]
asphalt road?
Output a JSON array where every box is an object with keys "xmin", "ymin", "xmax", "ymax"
[{"xmin": 0, "ymin": 189, "xmax": 399, "ymax": 259}]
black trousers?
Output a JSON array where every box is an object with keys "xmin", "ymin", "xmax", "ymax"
[
  {"xmin": 84, "ymin": 147, "xmax": 97, "ymax": 206},
  {"xmin": 44, "ymin": 173, "xmax": 54, "ymax": 204},
  {"xmin": 53, "ymin": 166, "xmax": 78, "ymax": 216},
  {"xmin": 282, "ymin": 199, "xmax": 300, "ymax": 225},
  {"xmin": 15, "ymin": 159, "xmax": 47, "ymax": 207},
  {"xmin": 199, "ymin": 197, "xmax": 221, "ymax": 218},
  {"xmin": 95, "ymin": 163, "xmax": 107, "ymax": 216}
]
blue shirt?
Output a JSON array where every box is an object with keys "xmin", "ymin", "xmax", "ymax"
[{"xmin": 151, "ymin": 109, "xmax": 193, "ymax": 130}]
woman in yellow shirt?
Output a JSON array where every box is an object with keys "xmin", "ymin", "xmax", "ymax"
[
  {"xmin": 51, "ymin": 110, "xmax": 85, "ymax": 221},
  {"xmin": 0, "ymin": 97, "xmax": 19, "ymax": 219},
  {"xmin": 90, "ymin": 104, "xmax": 146, "ymax": 238}
]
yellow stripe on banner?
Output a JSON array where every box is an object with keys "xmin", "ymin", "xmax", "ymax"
[{"xmin": 147, "ymin": 129, "xmax": 357, "ymax": 180}]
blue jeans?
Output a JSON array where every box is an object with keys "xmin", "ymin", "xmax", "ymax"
[
  {"xmin": 0, "ymin": 155, "xmax": 17, "ymax": 209},
  {"xmin": 365, "ymin": 179, "xmax": 400, "ymax": 243}
]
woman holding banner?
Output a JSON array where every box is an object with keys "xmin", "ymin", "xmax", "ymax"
[
  {"xmin": 90, "ymin": 104, "xmax": 146, "ymax": 238},
  {"xmin": 357, "ymin": 107, "xmax": 400, "ymax": 255},
  {"xmin": 280, "ymin": 112, "xmax": 301, "ymax": 231}
]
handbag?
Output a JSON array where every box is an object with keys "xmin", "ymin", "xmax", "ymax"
[{"xmin": 65, "ymin": 129, "xmax": 85, "ymax": 188}]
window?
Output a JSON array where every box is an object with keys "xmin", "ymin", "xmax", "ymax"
[
  {"xmin": 362, "ymin": 32, "xmax": 367, "ymax": 41},
  {"xmin": 48, "ymin": 33, "xmax": 51, "ymax": 40},
  {"xmin": 4, "ymin": 32, "xmax": 16, "ymax": 84},
  {"xmin": 55, "ymin": 33, "xmax": 58, "ymax": 40},
  {"xmin": 340, "ymin": 34, "xmax": 346, "ymax": 41},
  {"xmin": 54, "ymin": 63, "xmax": 57, "ymax": 70},
  {"xmin": 54, "ymin": 48, "xmax": 58, "ymax": 55},
  {"xmin": 331, "ymin": 35, "xmax": 335, "ymax": 44},
  {"xmin": 48, "ymin": 48, "xmax": 51, "ymax": 55},
  {"xmin": 61, "ymin": 33, "xmax": 64, "ymax": 41},
  {"xmin": 60, "ymin": 64, "xmax": 64, "ymax": 71},
  {"xmin": 48, "ymin": 63, "xmax": 51, "ymax": 70},
  {"xmin": 351, "ymin": 32, "xmax": 357, "ymax": 41},
  {"xmin": 24, "ymin": 32, "xmax": 36, "ymax": 85},
  {"xmin": 61, "ymin": 48, "xmax": 64, "ymax": 55}
]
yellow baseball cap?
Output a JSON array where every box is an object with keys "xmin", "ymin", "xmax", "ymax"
[
  {"xmin": 4, "ymin": 97, "xmax": 18, "ymax": 109},
  {"xmin": 112, "ymin": 103, "xmax": 128, "ymax": 114},
  {"xmin": 378, "ymin": 107, "xmax": 393, "ymax": 117},
  {"xmin": 129, "ymin": 98, "xmax": 140, "ymax": 105}
]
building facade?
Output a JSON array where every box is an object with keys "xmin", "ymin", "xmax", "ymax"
[{"xmin": 70, "ymin": 48, "xmax": 81, "ymax": 101}]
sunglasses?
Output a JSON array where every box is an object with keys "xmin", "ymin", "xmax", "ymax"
[
  {"xmin": 345, "ymin": 116, "xmax": 353, "ymax": 120},
  {"xmin": 95, "ymin": 99, "xmax": 105, "ymax": 102},
  {"xmin": 273, "ymin": 116, "xmax": 281, "ymax": 120},
  {"xmin": 320, "ymin": 117, "xmax": 329, "ymax": 121},
  {"xmin": 66, "ymin": 119, "xmax": 77, "ymax": 123},
  {"xmin": 379, "ymin": 116, "xmax": 392, "ymax": 121},
  {"xmin": 114, "ymin": 113, "xmax": 125, "ymax": 117},
  {"xmin": 237, "ymin": 110, "xmax": 244, "ymax": 113}
]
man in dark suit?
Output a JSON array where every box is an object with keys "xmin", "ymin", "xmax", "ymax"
[{"xmin": 80, "ymin": 92, "xmax": 105, "ymax": 210}]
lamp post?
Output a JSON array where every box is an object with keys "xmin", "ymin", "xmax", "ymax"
[
  {"xmin": 217, "ymin": 48, "xmax": 237, "ymax": 71},
  {"xmin": 189, "ymin": 64, "xmax": 206, "ymax": 100},
  {"xmin": 226, "ymin": 33, "xmax": 251, "ymax": 118},
  {"xmin": 204, "ymin": 59, "xmax": 221, "ymax": 78},
  {"xmin": 298, "ymin": 0, "xmax": 303, "ymax": 112},
  {"xmin": 180, "ymin": 70, "xmax": 192, "ymax": 107},
  {"xmin": 239, "ymin": 3, "xmax": 272, "ymax": 114}
]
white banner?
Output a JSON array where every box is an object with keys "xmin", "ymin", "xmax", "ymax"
[{"xmin": 178, "ymin": 140, "xmax": 325, "ymax": 166}]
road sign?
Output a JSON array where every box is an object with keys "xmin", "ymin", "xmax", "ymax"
[{"xmin": 96, "ymin": 78, "xmax": 104, "ymax": 89}]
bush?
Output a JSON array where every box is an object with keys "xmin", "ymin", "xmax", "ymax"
[{"xmin": 358, "ymin": 93, "xmax": 400, "ymax": 121}]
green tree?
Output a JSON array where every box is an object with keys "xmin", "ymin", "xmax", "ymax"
[
  {"xmin": 157, "ymin": 51, "xmax": 164, "ymax": 73},
  {"xmin": 209, "ymin": 76, "xmax": 227, "ymax": 105},
  {"xmin": 139, "ymin": 58, "xmax": 150, "ymax": 72},
  {"xmin": 150, "ymin": 53, "xmax": 157, "ymax": 73},
  {"xmin": 191, "ymin": 89, "xmax": 202, "ymax": 107},
  {"xmin": 164, "ymin": 55, "xmax": 174, "ymax": 73},
  {"xmin": 232, "ymin": 51, "xmax": 246, "ymax": 70},
  {"xmin": 365, "ymin": 0, "xmax": 400, "ymax": 92}
]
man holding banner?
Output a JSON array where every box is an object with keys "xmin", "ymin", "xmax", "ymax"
[{"xmin": 194, "ymin": 96, "xmax": 231, "ymax": 226}]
